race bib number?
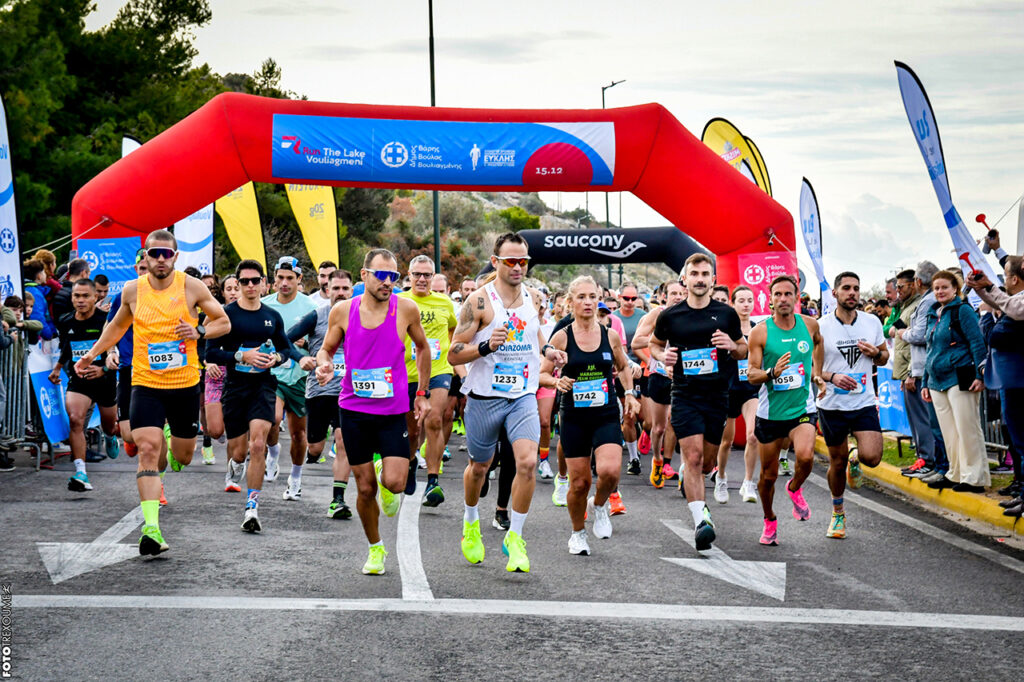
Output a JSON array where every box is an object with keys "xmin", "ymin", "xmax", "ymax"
[
  {"xmin": 492, "ymin": 362, "xmax": 527, "ymax": 394},
  {"xmin": 737, "ymin": 359, "xmax": 749, "ymax": 382},
  {"xmin": 235, "ymin": 345, "xmax": 267, "ymax": 374},
  {"xmin": 332, "ymin": 350, "xmax": 346, "ymax": 378},
  {"xmin": 147, "ymin": 341, "xmax": 187, "ymax": 371},
  {"xmin": 834, "ymin": 372, "xmax": 867, "ymax": 395},
  {"xmin": 680, "ymin": 348, "xmax": 718, "ymax": 376},
  {"xmin": 351, "ymin": 368, "xmax": 394, "ymax": 399},
  {"xmin": 772, "ymin": 363, "xmax": 805, "ymax": 391},
  {"xmin": 411, "ymin": 338, "xmax": 442, "ymax": 361},
  {"xmin": 650, "ymin": 358, "xmax": 669, "ymax": 377},
  {"xmin": 70, "ymin": 340, "xmax": 94, "ymax": 361},
  {"xmin": 572, "ymin": 378, "xmax": 609, "ymax": 407}
]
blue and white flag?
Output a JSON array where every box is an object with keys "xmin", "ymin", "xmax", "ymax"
[
  {"xmin": 799, "ymin": 178, "xmax": 836, "ymax": 315},
  {"xmin": 895, "ymin": 61, "xmax": 1000, "ymax": 287},
  {"xmin": 0, "ymin": 94, "xmax": 23, "ymax": 300},
  {"xmin": 174, "ymin": 204, "xmax": 214, "ymax": 275}
]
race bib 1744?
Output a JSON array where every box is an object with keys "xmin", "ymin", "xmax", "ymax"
[{"xmin": 680, "ymin": 347, "xmax": 718, "ymax": 376}]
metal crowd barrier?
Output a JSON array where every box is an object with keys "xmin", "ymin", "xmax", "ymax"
[
  {"xmin": 979, "ymin": 388, "xmax": 1009, "ymax": 464},
  {"xmin": 0, "ymin": 337, "xmax": 48, "ymax": 469}
]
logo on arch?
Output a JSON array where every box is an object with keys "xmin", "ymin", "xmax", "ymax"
[
  {"xmin": 381, "ymin": 142, "xmax": 409, "ymax": 168},
  {"xmin": 81, "ymin": 250, "xmax": 100, "ymax": 271},
  {"xmin": 742, "ymin": 264, "xmax": 766, "ymax": 285},
  {"xmin": 0, "ymin": 227, "xmax": 16, "ymax": 254}
]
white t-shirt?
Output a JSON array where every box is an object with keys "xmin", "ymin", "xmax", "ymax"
[
  {"xmin": 817, "ymin": 311, "xmax": 886, "ymax": 412},
  {"xmin": 307, "ymin": 289, "xmax": 331, "ymax": 308}
]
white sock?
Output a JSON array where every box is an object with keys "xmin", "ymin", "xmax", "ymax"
[
  {"xmin": 369, "ymin": 540, "xmax": 383, "ymax": 548},
  {"xmin": 74, "ymin": 459, "xmax": 86, "ymax": 474},
  {"xmin": 780, "ymin": 448, "xmax": 790, "ymax": 461},
  {"xmin": 556, "ymin": 475, "xmax": 568, "ymax": 484},
  {"xmin": 291, "ymin": 464, "xmax": 303, "ymax": 480},
  {"xmin": 688, "ymin": 501, "xmax": 706, "ymax": 527},
  {"xmin": 718, "ymin": 472, "xmax": 727, "ymax": 484},
  {"xmin": 510, "ymin": 510, "xmax": 527, "ymax": 535},
  {"xmin": 267, "ymin": 444, "xmax": 280, "ymax": 460},
  {"xmin": 463, "ymin": 504, "xmax": 479, "ymax": 523},
  {"xmin": 626, "ymin": 440, "xmax": 638, "ymax": 460}
]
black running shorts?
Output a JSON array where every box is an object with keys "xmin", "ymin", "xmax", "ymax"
[
  {"xmin": 818, "ymin": 406, "xmax": 880, "ymax": 447},
  {"xmin": 222, "ymin": 379, "xmax": 277, "ymax": 440},
  {"xmin": 307, "ymin": 394, "xmax": 342, "ymax": 444},
  {"xmin": 558, "ymin": 407, "xmax": 622, "ymax": 459},
  {"xmin": 670, "ymin": 389, "xmax": 728, "ymax": 445},
  {"xmin": 340, "ymin": 409, "xmax": 409, "ymax": 467},
  {"xmin": 754, "ymin": 413, "xmax": 818, "ymax": 444},
  {"xmin": 129, "ymin": 384, "xmax": 200, "ymax": 439},
  {"xmin": 68, "ymin": 372, "xmax": 117, "ymax": 409}
]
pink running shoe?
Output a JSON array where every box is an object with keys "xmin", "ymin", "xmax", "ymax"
[
  {"xmin": 663, "ymin": 463, "xmax": 678, "ymax": 481},
  {"xmin": 787, "ymin": 484, "xmax": 811, "ymax": 521},
  {"xmin": 638, "ymin": 430, "xmax": 651, "ymax": 455},
  {"xmin": 760, "ymin": 518, "xmax": 778, "ymax": 545}
]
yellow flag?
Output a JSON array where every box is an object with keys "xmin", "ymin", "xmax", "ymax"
[
  {"xmin": 700, "ymin": 118, "xmax": 771, "ymax": 196},
  {"xmin": 214, "ymin": 182, "xmax": 266, "ymax": 271},
  {"xmin": 285, "ymin": 184, "xmax": 339, "ymax": 268},
  {"xmin": 745, "ymin": 136, "xmax": 772, "ymax": 196}
]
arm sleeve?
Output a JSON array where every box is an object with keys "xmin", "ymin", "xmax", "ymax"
[
  {"xmin": 728, "ymin": 309, "xmax": 742, "ymax": 340},
  {"xmin": 270, "ymin": 311, "xmax": 303, "ymax": 364},
  {"xmin": 287, "ymin": 310, "xmax": 318, "ymax": 343},
  {"xmin": 204, "ymin": 310, "xmax": 236, "ymax": 367},
  {"xmin": 1, "ymin": 307, "xmax": 16, "ymax": 327},
  {"xmin": 448, "ymin": 301, "xmax": 458, "ymax": 330}
]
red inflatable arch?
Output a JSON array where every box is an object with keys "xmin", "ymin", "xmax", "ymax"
[{"xmin": 71, "ymin": 92, "xmax": 792, "ymax": 283}]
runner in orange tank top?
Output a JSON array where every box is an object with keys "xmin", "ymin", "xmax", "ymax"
[{"xmin": 76, "ymin": 229, "xmax": 230, "ymax": 557}]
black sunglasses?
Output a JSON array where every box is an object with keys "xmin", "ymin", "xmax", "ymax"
[
  {"xmin": 146, "ymin": 247, "xmax": 176, "ymax": 260},
  {"xmin": 238, "ymin": 276, "xmax": 263, "ymax": 286}
]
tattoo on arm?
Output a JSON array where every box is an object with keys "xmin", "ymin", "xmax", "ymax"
[
  {"xmin": 453, "ymin": 302, "xmax": 476, "ymax": 336},
  {"xmin": 451, "ymin": 342, "xmax": 465, "ymax": 355},
  {"xmin": 477, "ymin": 296, "xmax": 485, "ymax": 309},
  {"xmin": 136, "ymin": 470, "xmax": 160, "ymax": 479}
]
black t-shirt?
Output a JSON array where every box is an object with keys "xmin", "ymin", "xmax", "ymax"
[
  {"xmin": 652, "ymin": 299, "xmax": 742, "ymax": 393},
  {"xmin": 57, "ymin": 310, "xmax": 108, "ymax": 368},
  {"xmin": 205, "ymin": 302, "xmax": 300, "ymax": 385}
]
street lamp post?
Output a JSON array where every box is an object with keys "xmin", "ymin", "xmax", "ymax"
[
  {"xmin": 601, "ymin": 79, "xmax": 625, "ymax": 289},
  {"xmin": 428, "ymin": 0, "xmax": 441, "ymax": 268}
]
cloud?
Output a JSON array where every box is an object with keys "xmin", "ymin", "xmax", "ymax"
[{"xmin": 245, "ymin": 2, "xmax": 349, "ymax": 17}]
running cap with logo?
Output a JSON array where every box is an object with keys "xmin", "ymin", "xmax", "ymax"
[{"xmin": 275, "ymin": 256, "xmax": 302, "ymax": 275}]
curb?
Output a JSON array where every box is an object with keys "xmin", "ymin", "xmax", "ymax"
[{"xmin": 813, "ymin": 436, "xmax": 1022, "ymax": 537}]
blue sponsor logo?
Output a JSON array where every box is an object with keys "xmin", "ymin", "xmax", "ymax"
[
  {"xmin": 915, "ymin": 110, "xmax": 930, "ymax": 140},
  {"xmin": 927, "ymin": 161, "xmax": 945, "ymax": 180},
  {"xmin": 0, "ymin": 226, "xmax": 15, "ymax": 253},
  {"xmin": 0, "ymin": 143, "xmax": 8, "ymax": 160},
  {"xmin": 0, "ymin": 274, "xmax": 13, "ymax": 298}
]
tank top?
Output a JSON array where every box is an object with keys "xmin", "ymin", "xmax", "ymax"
[
  {"xmin": 338, "ymin": 295, "xmax": 408, "ymax": 415},
  {"xmin": 132, "ymin": 271, "xmax": 200, "ymax": 389},
  {"xmin": 560, "ymin": 323, "xmax": 617, "ymax": 417},
  {"xmin": 463, "ymin": 283, "xmax": 540, "ymax": 399},
  {"xmin": 756, "ymin": 316, "xmax": 816, "ymax": 420}
]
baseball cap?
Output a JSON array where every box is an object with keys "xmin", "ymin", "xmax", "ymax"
[
  {"xmin": 275, "ymin": 256, "xmax": 302, "ymax": 275},
  {"xmin": 597, "ymin": 301, "xmax": 611, "ymax": 313}
]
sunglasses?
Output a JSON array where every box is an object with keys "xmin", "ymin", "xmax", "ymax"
[
  {"xmin": 147, "ymin": 247, "xmax": 176, "ymax": 260},
  {"xmin": 366, "ymin": 269, "xmax": 401, "ymax": 283},
  {"xmin": 620, "ymin": 296, "xmax": 638, "ymax": 302},
  {"xmin": 497, "ymin": 257, "xmax": 530, "ymax": 268},
  {"xmin": 409, "ymin": 272, "xmax": 433, "ymax": 279},
  {"xmin": 238, "ymin": 276, "xmax": 263, "ymax": 286}
]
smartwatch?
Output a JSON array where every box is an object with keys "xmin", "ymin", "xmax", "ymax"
[
  {"xmin": 234, "ymin": 349, "xmax": 244, "ymax": 363},
  {"xmin": 416, "ymin": 389, "xmax": 432, "ymax": 399},
  {"xmin": 629, "ymin": 387, "xmax": 641, "ymax": 398},
  {"xmin": 195, "ymin": 324, "xmax": 206, "ymax": 339}
]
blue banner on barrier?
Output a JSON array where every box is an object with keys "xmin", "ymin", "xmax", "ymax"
[
  {"xmin": 29, "ymin": 369, "xmax": 70, "ymax": 445},
  {"xmin": 78, "ymin": 236, "xmax": 140, "ymax": 295},
  {"xmin": 877, "ymin": 366, "xmax": 912, "ymax": 436},
  {"xmin": 272, "ymin": 116, "xmax": 615, "ymax": 187}
]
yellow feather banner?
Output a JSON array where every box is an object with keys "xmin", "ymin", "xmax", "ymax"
[
  {"xmin": 214, "ymin": 181, "xmax": 266, "ymax": 271},
  {"xmin": 285, "ymin": 184, "xmax": 339, "ymax": 268},
  {"xmin": 700, "ymin": 118, "xmax": 771, "ymax": 196}
]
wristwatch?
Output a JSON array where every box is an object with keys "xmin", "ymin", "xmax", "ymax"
[
  {"xmin": 416, "ymin": 389, "xmax": 432, "ymax": 399},
  {"xmin": 234, "ymin": 349, "xmax": 244, "ymax": 363},
  {"xmin": 630, "ymin": 387, "xmax": 641, "ymax": 398},
  {"xmin": 196, "ymin": 324, "xmax": 206, "ymax": 339}
]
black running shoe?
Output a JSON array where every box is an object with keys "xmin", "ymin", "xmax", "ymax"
[
  {"xmin": 626, "ymin": 458, "xmax": 641, "ymax": 476},
  {"xmin": 405, "ymin": 459, "xmax": 418, "ymax": 496},
  {"xmin": 695, "ymin": 520, "xmax": 716, "ymax": 551},
  {"xmin": 493, "ymin": 508, "xmax": 510, "ymax": 531},
  {"xmin": 328, "ymin": 499, "xmax": 352, "ymax": 519}
]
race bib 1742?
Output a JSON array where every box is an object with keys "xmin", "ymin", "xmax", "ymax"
[{"xmin": 572, "ymin": 378, "xmax": 608, "ymax": 407}]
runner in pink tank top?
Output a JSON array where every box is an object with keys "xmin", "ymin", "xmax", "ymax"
[{"xmin": 339, "ymin": 294, "xmax": 408, "ymax": 415}]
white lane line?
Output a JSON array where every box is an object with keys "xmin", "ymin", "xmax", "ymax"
[
  {"xmin": 13, "ymin": 595, "xmax": 1023, "ymax": 632},
  {"xmin": 396, "ymin": 492, "xmax": 434, "ymax": 601},
  {"xmin": 806, "ymin": 473, "xmax": 1024, "ymax": 576},
  {"xmin": 37, "ymin": 508, "xmax": 144, "ymax": 584}
]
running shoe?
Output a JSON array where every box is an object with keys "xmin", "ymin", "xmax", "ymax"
[
  {"xmin": 714, "ymin": 474, "xmax": 729, "ymax": 504},
  {"xmin": 608, "ymin": 491, "xmax": 626, "ymax": 516},
  {"xmin": 67, "ymin": 471, "xmax": 92, "ymax": 492},
  {"xmin": 663, "ymin": 463, "xmax": 679, "ymax": 480},
  {"xmin": 305, "ymin": 450, "xmax": 319, "ymax": 465},
  {"xmin": 847, "ymin": 453, "xmax": 864, "ymax": 489},
  {"xmin": 461, "ymin": 520, "xmax": 484, "ymax": 564},
  {"xmin": 638, "ymin": 430, "xmax": 651, "ymax": 455},
  {"xmin": 442, "ymin": 447, "xmax": 451, "ymax": 462},
  {"xmin": 568, "ymin": 529, "xmax": 591, "ymax": 556},
  {"xmin": 492, "ymin": 508, "xmax": 510, "ymax": 531},
  {"xmin": 588, "ymin": 496, "xmax": 612, "ymax": 539},
  {"xmin": 362, "ymin": 545, "xmax": 387, "ymax": 575},
  {"xmin": 225, "ymin": 459, "xmax": 245, "ymax": 493},
  {"xmin": 202, "ymin": 446, "xmax": 215, "ymax": 466},
  {"xmin": 502, "ymin": 530, "xmax": 530, "ymax": 573},
  {"xmin": 423, "ymin": 481, "xmax": 445, "ymax": 508},
  {"xmin": 695, "ymin": 518, "xmax": 716, "ymax": 551},
  {"xmin": 901, "ymin": 457, "xmax": 926, "ymax": 475},
  {"xmin": 163, "ymin": 423, "xmax": 172, "ymax": 451},
  {"xmin": 159, "ymin": 482, "xmax": 167, "ymax": 506},
  {"xmin": 167, "ymin": 449, "xmax": 184, "ymax": 472},
  {"xmin": 650, "ymin": 462, "xmax": 665, "ymax": 489},
  {"xmin": 282, "ymin": 475, "xmax": 302, "ymax": 500},
  {"xmin": 416, "ymin": 451, "xmax": 427, "ymax": 470},
  {"xmin": 740, "ymin": 480, "xmax": 758, "ymax": 503},
  {"xmin": 241, "ymin": 506, "xmax": 261, "ymax": 533},
  {"xmin": 779, "ymin": 457, "xmax": 791, "ymax": 476},
  {"xmin": 328, "ymin": 499, "xmax": 352, "ymax": 519},
  {"xmin": 787, "ymin": 484, "xmax": 811, "ymax": 521},
  {"xmin": 125, "ymin": 441, "xmax": 138, "ymax": 457},
  {"xmin": 626, "ymin": 457, "xmax": 641, "ymax": 476},
  {"xmin": 759, "ymin": 518, "xmax": 778, "ymax": 546},
  {"xmin": 826, "ymin": 511, "xmax": 846, "ymax": 539},
  {"xmin": 105, "ymin": 434, "xmax": 120, "ymax": 460},
  {"xmin": 138, "ymin": 525, "xmax": 169, "ymax": 556},
  {"xmin": 552, "ymin": 475, "xmax": 569, "ymax": 506},
  {"xmin": 405, "ymin": 458, "xmax": 417, "ymax": 496},
  {"xmin": 264, "ymin": 452, "xmax": 280, "ymax": 482},
  {"xmin": 538, "ymin": 458, "xmax": 554, "ymax": 479},
  {"xmin": 375, "ymin": 458, "xmax": 401, "ymax": 517},
  {"xmin": 906, "ymin": 466, "xmax": 934, "ymax": 480}
]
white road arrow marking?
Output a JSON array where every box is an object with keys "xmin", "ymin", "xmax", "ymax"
[
  {"xmin": 37, "ymin": 508, "xmax": 143, "ymax": 584},
  {"xmin": 661, "ymin": 519, "xmax": 787, "ymax": 601}
]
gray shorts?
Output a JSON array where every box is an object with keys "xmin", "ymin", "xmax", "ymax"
[{"xmin": 465, "ymin": 393, "xmax": 541, "ymax": 463}]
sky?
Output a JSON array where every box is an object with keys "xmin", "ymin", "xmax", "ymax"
[{"xmin": 86, "ymin": 0, "xmax": 1024, "ymax": 290}]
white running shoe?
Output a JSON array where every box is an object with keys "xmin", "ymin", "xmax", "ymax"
[
  {"xmin": 552, "ymin": 475, "xmax": 569, "ymax": 506},
  {"xmin": 538, "ymin": 459, "xmax": 554, "ymax": 480},
  {"xmin": 264, "ymin": 452, "xmax": 280, "ymax": 482},
  {"xmin": 282, "ymin": 475, "xmax": 302, "ymax": 500},
  {"xmin": 225, "ymin": 459, "xmax": 245, "ymax": 493},
  {"xmin": 740, "ymin": 480, "xmax": 758, "ymax": 503},
  {"xmin": 588, "ymin": 496, "xmax": 613, "ymax": 539},
  {"xmin": 241, "ymin": 507, "xmax": 261, "ymax": 533},
  {"xmin": 416, "ymin": 453, "xmax": 427, "ymax": 470},
  {"xmin": 779, "ymin": 450, "xmax": 792, "ymax": 476},
  {"xmin": 568, "ymin": 529, "xmax": 591, "ymax": 555},
  {"xmin": 714, "ymin": 474, "xmax": 729, "ymax": 504}
]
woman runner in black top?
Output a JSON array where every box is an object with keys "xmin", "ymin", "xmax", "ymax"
[{"xmin": 540, "ymin": 275, "xmax": 639, "ymax": 556}]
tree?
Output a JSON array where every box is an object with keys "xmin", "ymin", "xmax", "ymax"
[{"xmin": 495, "ymin": 205, "xmax": 540, "ymax": 232}]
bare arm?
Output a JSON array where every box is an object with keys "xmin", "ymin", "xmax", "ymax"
[
  {"xmin": 539, "ymin": 330, "xmax": 567, "ymax": 389},
  {"xmin": 402, "ymin": 299, "xmax": 432, "ymax": 392},
  {"xmin": 190, "ymin": 278, "xmax": 230, "ymax": 339},
  {"xmin": 610, "ymin": 329, "xmax": 634, "ymax": 393},
  {"xmin": 631, "ymin": 310, "xmax": 658, "ymax": 359},
  {"xmin": 745, "ymin": 324, "xmax": 772, "ymax": 386},
  {"xmin": 314, "ymin": 301, "xmax": 348, "ymax": 385},
  {"xmin": 447, "ymin": 291, "xmax": 494, "ymax": 366},
  {"xmin": 808, "ymin": 316, "xmax": 824, "ymax": 383},
  {"xmin": 77, "ymin": 283, "xmax": 134, "ymax": 366}
]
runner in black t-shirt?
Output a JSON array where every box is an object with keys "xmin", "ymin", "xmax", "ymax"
[{"xmin": 650, "ymin": 254, "xmax": 746, "ymax": 551}]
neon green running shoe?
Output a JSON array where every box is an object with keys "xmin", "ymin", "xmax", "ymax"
[
  {"xmin": 502, "ymin": 530, "xmax": 530, "ymax": 573},
  {"xmin": 461, "ymin": 520, "xmax": 484, "ymax": 564},
  {"xmin": 375, "ymin": 458, "xmax": 401, "ymax": 517},
  {"xmin": 139, "ymin": 525, "xmax": 168, "ymax": 556},
  {"xmin": 167, "ymin": 448, "xmax": 184, "ymax": 472},
  {"xmin": 362, "ymin": 544, "xmax": 387, "ymax": 575}
]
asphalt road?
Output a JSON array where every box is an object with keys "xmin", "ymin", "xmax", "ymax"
[{"xmin": 2, "ymin": 432, "xmax": 1023, "ymax": 680}]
